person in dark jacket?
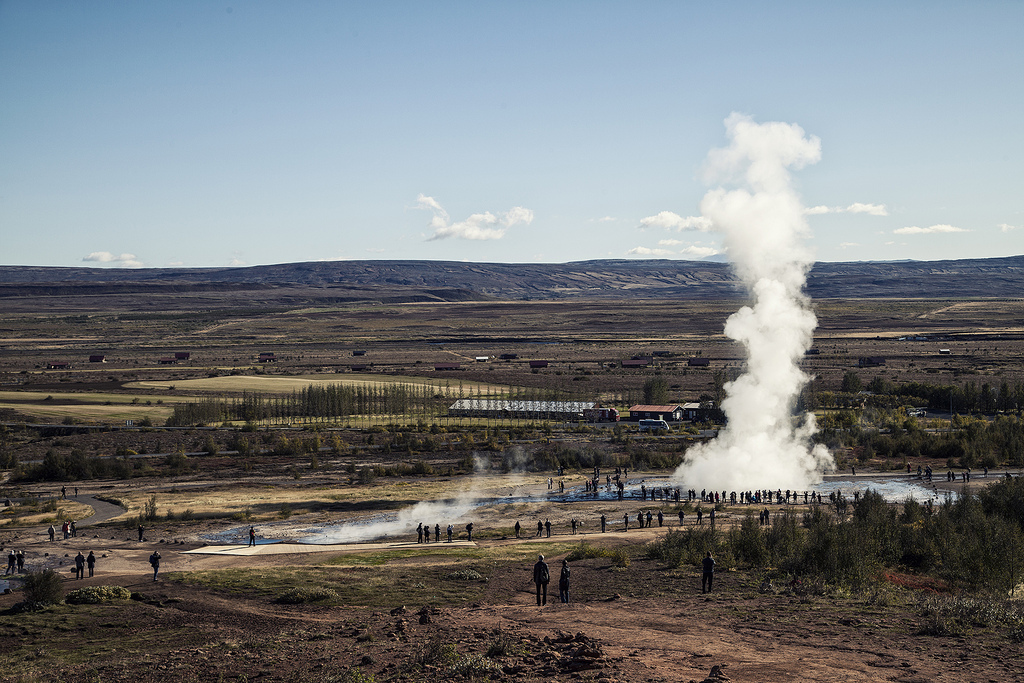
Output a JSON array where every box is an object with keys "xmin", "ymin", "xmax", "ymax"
[
  {"xmin": 702, "ymin": 551, "xmax": 715, "ymax": 593},
  {"xmin": 558, "ymin": 559, "xmax": 571, "ymax": 603},
  {"xmin": 533, "ymin": 554, "xmax": 550, "ymax": 606},
  {"xmin": 149, "ymin": 551, "xmax": 162, "ymax": 581},
  {"xmin": 74, "ymin": 551, "xmax": 86, "ymax": 579},
  {"xmin": 86, "ymin": 550, "xmax": 96, "ymax": 577}
]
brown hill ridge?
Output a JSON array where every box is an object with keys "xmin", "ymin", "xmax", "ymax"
[{"xmin": 0, "ymin": 256, "xmax": 1021, "ymax": 303}]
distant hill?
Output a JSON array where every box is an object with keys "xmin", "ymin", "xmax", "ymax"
[{"xmin": 0, "ymin": 256, "xmax": 1021, "ymax": 305}]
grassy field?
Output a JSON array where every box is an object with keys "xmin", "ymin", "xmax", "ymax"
[{"xmin": 123, "ymin": 373, "xmax": 511, "ymax": 395}]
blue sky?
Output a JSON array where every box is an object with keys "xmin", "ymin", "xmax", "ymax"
[{"xmin": 1, "ymin": 1, "xmax": 1021, "ymax": 269}]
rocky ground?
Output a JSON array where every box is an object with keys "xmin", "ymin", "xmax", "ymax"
[{"xmin": 0, "ymin": 469, "xmax": 1020, "ymax": 682}]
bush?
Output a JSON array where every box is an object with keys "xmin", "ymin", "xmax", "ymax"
[
  {"xmin": 443, "ymin": 569, "xmax": 483, "ymax": 581},
  {"xmin": 275, "ymin": 587, "xmax": 341, "ymax": 604},
  {"xmin": 21, "ymin": 569, "xmax": 63, "ymax": 606},
  {"xmin": 65, "ymin": 585, "xmax": 132, "ymax": 604}
]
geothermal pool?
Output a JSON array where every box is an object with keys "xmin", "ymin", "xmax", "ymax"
[{"xmin": 201, "ymin": 473, "xmax": 958, "ymax": 547}]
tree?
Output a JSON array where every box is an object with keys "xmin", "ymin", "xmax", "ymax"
[
  {"xmin": 643, "ymin": 377, "xmax": 669, "ymax": 405},
  {"xmin": 841, "ymin": 371, "xmax": 862, "ymax": 393}
]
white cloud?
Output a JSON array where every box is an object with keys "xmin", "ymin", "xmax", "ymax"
[
  {"xmin": 839, "ymin": 242, "xmax": 859, "ymax": 249},
  {"xmin": 894, "ymin": 224, "xmax": 969, "ymax": 235},
  {"xmin": 82, "ymin": 251, "xmax": 143, "ymax": 268},
  {"xmin": 597, "ymin": 216, "xmax": 616, "ymax": 223},
  {"xmin": 418, "ymin": 195, "xmax": 533, "ymax": 241},
  {"xmin": 846, "ymin": 202, "xmax": 888, "ymax": 216},
  {"xmin": 167, "ymin": 260, "xmax": 184, "ymax": 266},
  {"xmin": 679, "ymin": 245, "xmax": 720, "ymax": 258},
  {"xmin": 657, "ymin": 238, "xmax": 684, "ymax": 246},
  {"xmin": 804, "ymin": 203, "xmax": 887, "ymax": 216},
  {"xmin": 626, "ymin": 246, "xmax": 674, "ymax": 257},
  {"xmin": 998, "ymin": 223, "xmax": 1019, "ymax": 232},
  {"xmin": 639, "ymin": 211, "xmax": 712, "ymax": 231}
]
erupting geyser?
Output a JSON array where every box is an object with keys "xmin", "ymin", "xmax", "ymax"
[{"xmin": 673, "ymin": 113, "xmax": 834, "ymax": 491}]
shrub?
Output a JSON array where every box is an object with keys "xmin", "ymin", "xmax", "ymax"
[
  {"xmin": 443, "ymin": 569, "xmax": 483, "ymax": 581},
  {"xmin": 21, "ymin": 569, "xmax": 63, "ymax": 607},
  {"xmin": 65, "ymin": 585, "xmax": 132, "ymax": 604},
  {"xmin": 275, "ymin": 587, "xmax": 340, "ymax": 604}
]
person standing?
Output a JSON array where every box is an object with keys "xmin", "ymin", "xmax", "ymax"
[
  {"xmin": 537, "ymin": 520, "xmax": 543, "ymax": 537},
  {"xmin": 465, "ymin": 522, "xmax": 473, "ymax": 542},
  {"xmin": 434, "ymin": 524, "xmax": 440, "ymax": 542},
  {"xmin": 74, "ymin": 551, "xmax": 86, "ymax": 580},
  {"xmin": 16, "ymin": 550, "xmax": 25, "ymax": 573},
  {"xmin": 424, "ymin": 524, "xmax": 431, "ymax": 543},
  {"xmin": 248, "ymin": 526, "xmax": 256, "ymax": 547},
  {"xmin": 600, "ymin": 514, "xmax": 606, "ymax": 533},
  {"xmin": 558, "ymin": 559, "xmax": 571, "ymax": 604},
  {"xmin": 702, "ymin": 551, "xmax": 715, "ymax": 593},
  {"xmin": 533, "ymin": 554, "xmax": 550, "ymax": 606},
  {"xmin": 149, "ymin": 551, "xmax": 161, "ymax": 581},
  {"xmin": 5, "ymin": 549, "xmax": 15, "ymax": 575},
  {"xmin": 447, "ymin": 524, "xmax": 453, "ymax": 542},
  {"xmin": 544, "ymin": 520, "xmax": 551, "ymax": 537},
  {"xmin": 86, "ymin": 550, "xmax": 96, "ymax": 577},
  {"xmin": 138, "ymin": 525, "xmax": 145, "ymax": 542},
  {"xmin": 48, "ymin": 525, "xmax": 55, "ymax": 542},
  {"xmin": 623, "ymin": 512, "xmax": 629, "ymax": 530},
  {"xmin": 514, "ymin": 520, "xmax": 521, "ymax": 538}
]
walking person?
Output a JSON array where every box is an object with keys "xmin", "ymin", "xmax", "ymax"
[
  {"xmin": 558, "ymin": 559, "xmax": 571, "ymax": 604},
  {"xmin": 701, "ymin": 551, "xmax": 715, "ymax": 593},
  {"xmin": 16, "ymin": 550, "xmax": 25, "ymax": 573},
  {"xmin": 149, "ymin": 551, "xmax": 161, "ymax": 581},
  {"xmin": 514, "ymin": 520, "xmax": 521, "ymax": 539},
  {"xmin": 5, "ymin": 549, "xmax": 15, "ymax": 575},
  {"xmin": 465, "ymin": 522, "xmax": 473, "ymax": 542},
  {"xmin": 87, "ymin": 550, "xmax": 96, "ymax": 577},
  {"xmin": 138, "ymin": 525, "xmax": 145, "ymax": 542},
  {"xmin": 74, "ymin": 551, "xmax": 85, "ymax": 580},
  {"xmin": 533, "ymin": 554, "xmax": 550, "ymax": 606}
]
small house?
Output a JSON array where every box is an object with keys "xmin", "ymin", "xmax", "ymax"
[
  {"xmin": 174, "ymin": 352, "xmax": 191, "ymax": 361},
  {"xmin": 88, "ymin": 355, "xmax": 106, "ymax": 363},
  {"xmin": 628, "ymin": 404, "xmax": 685, "ymax": 422},
  {"xmin": 158, "ymin": 357, "xmax": 177, "ymax": 365},
  {"xmin": 621, "ymin": 359, "xmax": 651, "ymax": 368},
  {"xmin": 687, "ymin": 358, "xmax": 711, "ymax": 367},
  {"xmin": 434, "ymin": 362, "xmax": 461, "ymax": 371},
  {"xmin": 475, "ymin": 356, "xmax": 489, "ymax": 362},
  {"xmin": 257, "ymin": 353, "xmax": 277, "ymax": 363},
  {"xmin": 353, "ymin": 350, "xmax": 366, "ymax": 356},
  {"xmin": 529, "ymin": 360, "xmax": 549, "ymax": 369}
]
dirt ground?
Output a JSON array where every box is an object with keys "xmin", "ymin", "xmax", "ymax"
[{"xmin": 1, "ymin": 470, "xmax": 1020, "ymax": 682}]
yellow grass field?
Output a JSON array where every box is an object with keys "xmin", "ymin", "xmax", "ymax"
[{"xmin": 124, "ymin": 373, "xmax": 512, "ymax": 395}]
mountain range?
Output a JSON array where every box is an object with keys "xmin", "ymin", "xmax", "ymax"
[{"xmin": 1, "ymin": 256, "xmax": 1022, "ymax": 304}]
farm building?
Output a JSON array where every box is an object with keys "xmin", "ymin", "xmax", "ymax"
[
  {"xmin": 353, "ymin": 350, "xmax": 366, "ymax": 356},
  {"xmin": 174, "ymin": 352, "xmax": 191, "ymax": 360},
  {"xmin": 529, "ymin": 360, "xmax": 549, "ymax": 369},
  {"xmin": 622, "ymin": 358, "xmax": 651, "ymax": 368},
  {"xmin": 257, "ymin": 353, "xmax": 277, "ymax": 363},
  {"xmin": 475, "ymin": 356, "xmax": 489, "ymax": 362},
  {"xmin": 628, "ymin": 404, "xmax": 685, "ymax": 422},
  {"xmin": 687, "ymin": 358, "xmax": 710, "ymax": 367},
  {"xmin": 158, "ymin": 357, "xmax": 177, "ymax": 365},
  {"xmin": 448, "ymin": 399, "xmax": 597, "ymax": 420},
  {"xmin": 89, "ymin": 355, "xmax": 106, "ymax": 363},
  {"xmin": 499, "ymin": 353, "xmax": 518, "ymax": 360},
  {"xmin": 434, "ymin": 362, "xmax": 461, "ymax": 371},
  {"xmin": 858, "ymin": 356, "xmax": 886, "ymax": 367}
]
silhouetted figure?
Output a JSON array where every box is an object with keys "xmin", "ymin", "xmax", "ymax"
[
  {"xmin": 702, "ymin": 551, "xmax": 715, "ymax": 593},
  {"xmin": 533, "ymin": 554, "xmax": 550, "ymax": 605}
]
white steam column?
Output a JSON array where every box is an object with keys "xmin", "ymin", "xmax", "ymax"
[{"xmin": 674, "ymin": 114, "xmax": 834, "ymax": 491}]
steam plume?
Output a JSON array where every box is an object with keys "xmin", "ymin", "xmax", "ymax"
[{"xmin": 674, "ymin": 113, "xmax": 834, "ymax": 490}]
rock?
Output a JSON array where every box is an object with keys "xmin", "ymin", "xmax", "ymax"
[
  {"xmin": 418, "ymin": 613, "xmax": 432, "ymax": 624},
  {"xmin": 390, "ymin": 606, "xmax": 407, "ymax": 616}
]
